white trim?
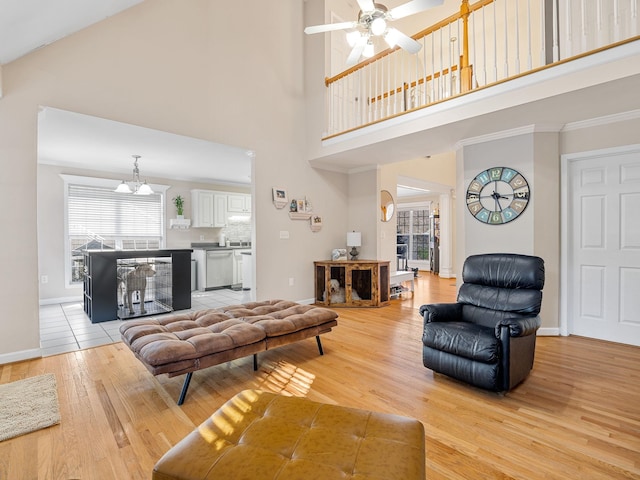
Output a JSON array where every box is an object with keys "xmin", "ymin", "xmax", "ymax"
[
  {"xmin": 560, "ymin": 143, "xmax": 640, "ymax": 339},
  {"xmin": 455, "ymin": 123, "xmax": 564, "ymax": 149},
  {"xmin": 0, "ymin": 348, "xmax": 42, "ymax": 364},
  {"xmin": 397, "ymin": 201, "xmax": 430, "ymax": 210},
  {"xmin": 537, "ymin": 328, "xmax": 561, "ymax": 336},
  {"xmin": 59, "ymin": 173, "xmax": 169, "ymax": 195},
  {"xmin": 39, "ymin": 296, "xmax": 82, "ymax": 306},
  {"xmin": 297, "ymin": 297, "xmax": 316, "ymax": 305},
  {"xmin": 561, "ymin": 109, "xmax": 640, "ymax": 132},
  {"xmin": 397, "ymin": 175, "xmax": 453, "ymax": 195}
]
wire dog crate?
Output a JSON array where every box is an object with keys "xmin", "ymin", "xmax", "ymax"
[{"xmin": 116, "ymin": 257, "xmax": 173, "ymax": 319}]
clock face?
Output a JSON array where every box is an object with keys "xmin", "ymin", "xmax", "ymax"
[{"xmin": 466, "ymin": 167, "xmax": 530, "ymax": 224}]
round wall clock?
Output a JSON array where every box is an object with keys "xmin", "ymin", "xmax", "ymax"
[{"xmin": 466, "ymin": 167, "xmax": 530, "ymax": 224}]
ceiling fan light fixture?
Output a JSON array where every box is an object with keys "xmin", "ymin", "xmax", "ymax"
[
  {"xmin": 363, "ymin": 41, "xmax": 375, "ymax": 58},
  {"xmin": 384, "ymin": 27, "xmax": 400, "ymax": 47},
  {"xmin": 370, "ymin": 17, "xmax": 387, "ymax": 36},
  {"xmin": 346, "ymin": 30, "xmax": 362, "ymax": 47},
  {"xmin": 304, "ymin": 0, "xmax": 441, "ymax": 66}
]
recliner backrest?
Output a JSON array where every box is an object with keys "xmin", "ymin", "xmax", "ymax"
[{"xmin": 457, "ymin": 254, "xmax": 545, "ymax": 329}]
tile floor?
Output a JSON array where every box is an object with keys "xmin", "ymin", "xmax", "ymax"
[{"xmin": 39, "ymin": 289, "xmax": 253, "ymax": 357}]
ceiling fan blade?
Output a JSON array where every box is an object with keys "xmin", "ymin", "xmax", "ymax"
[
  {"xmin": 385, "ymin": 28, "xmax": 422, "ymax": 54},
  {"xmin": 304, "ymin": 21, "xmax": 357, "ymax": 35},
  {"xmin": 356, "ymin": 0, "xmax": 376, "ymax": 13},
  {"xmin": 346, "ymin": 41, "xmax": 366, "ymax": 67},
  {"xmin": 388, "ymin": 0, "xmax": 444, "ymax": 20}
]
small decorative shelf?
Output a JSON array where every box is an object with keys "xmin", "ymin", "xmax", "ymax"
[
  {"xmin": 170, "ymin": 218, "xmax": 191, "ymax": 229},
  {"xmin": 288, "ymin": 212, "xmax": 312, "ymax": 220}
]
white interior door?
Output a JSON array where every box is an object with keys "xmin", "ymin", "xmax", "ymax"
[{"xmin": 567, "ymin": 145, "xmax": 640, "ymax": 346}]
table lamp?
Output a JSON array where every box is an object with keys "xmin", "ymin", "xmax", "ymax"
[{"xmin": 347, "ymin": 231, "xmax": 361, "ymax": 260}]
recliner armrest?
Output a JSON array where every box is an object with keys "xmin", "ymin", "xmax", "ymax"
[
  {"xmin": 496, "ymin": 315, "xmax": 541, "ymax": 337},
  {"xmin": 419, "ymin": 303, "xmax": 462, "ymax": 323}
]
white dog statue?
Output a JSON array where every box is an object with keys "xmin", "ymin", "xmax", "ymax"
[
  {"xmin": 117, "ymin": 264, "xmax": 156, "ymax": 315},
  {"xmin": 323, "ymin": 278, "xmax": 361, "ymax": 304}
]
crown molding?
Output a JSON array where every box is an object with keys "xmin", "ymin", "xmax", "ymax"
[
  {"xmin": 561, "ymin": 109, "xmax": 640, "ymax": 132},
  {"xmin": 455, "ymin": 124, "xmax": 564, "ymax": 149}
]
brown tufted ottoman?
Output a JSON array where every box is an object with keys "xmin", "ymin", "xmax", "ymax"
[
  {"xmin": 153, "ymin": 389, "xmax": 426, "ymax": 480},
  {"xmin": 120, "ymin": 300, "xmax": 338, "ymax": 405}
]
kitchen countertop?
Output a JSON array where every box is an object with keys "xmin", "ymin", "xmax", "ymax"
[{"xmin": 191, "ymin": 243, "xmax": 251, "ymax": 250}]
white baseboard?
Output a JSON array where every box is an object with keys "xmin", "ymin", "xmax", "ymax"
[
  {"xmin": 439, "ymin": 273, "xmax": 456, "ymax": 279},
  {"xmin": 538, "ymin": 327, "xmax": 561, "ymax": 336},
  {"xmin": 39, "ymin": 296, "xmax": 82, "ymax": 306},
  {"xmin": 298, "ymin": 298, "xmax": 316, "ymax": 305},
  {"xmin": 0, "ymin": 348, "xmax": 42, "ymax": 365}
]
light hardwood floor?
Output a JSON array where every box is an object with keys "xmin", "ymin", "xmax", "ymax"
[{"xmin": 1, "ymin": 273, "xmax": 639, "ymax": 479}]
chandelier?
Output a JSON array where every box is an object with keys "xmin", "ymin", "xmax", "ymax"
[{"xmin": 114, "ymin": 155, "xmax": 154, "ymax": 195}]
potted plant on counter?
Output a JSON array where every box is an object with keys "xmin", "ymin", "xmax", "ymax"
[{"xmin": 173, "ymin": 195, "xmax": 185, "ymax": 219}]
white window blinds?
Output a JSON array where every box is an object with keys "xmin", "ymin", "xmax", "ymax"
[{"xmin": 68, "ymin": 184, "xmax": 163, "ymax": 237}]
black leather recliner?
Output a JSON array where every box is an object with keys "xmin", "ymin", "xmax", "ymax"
[{"xmin": 420, "ymin": 253, "xmax": 545, "ymax": 392}]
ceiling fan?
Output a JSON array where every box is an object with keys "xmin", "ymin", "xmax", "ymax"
[{"xmin": 304, "ymin": 0, "xmax": 444, "ymax": 67}]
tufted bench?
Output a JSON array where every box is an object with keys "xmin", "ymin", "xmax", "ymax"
[
  {"xmin": 152, "ymin": 389, "xmax": 426, "ymax": 480},
  {"xmin": 120, "ymin": 300, "xmax": 338, "ymax": 404}
]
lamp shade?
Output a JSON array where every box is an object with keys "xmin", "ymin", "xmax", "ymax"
[
  {"xmin": 115, "ymin": 181, "xmax": 133, "ymax": 193},
  {"xmin": 347, "ymin": 231, "xmax": 362, "ymax": 247},
  {"xmin": 135, "ymin": 182, "xmax": 154, "ymax": 195}
]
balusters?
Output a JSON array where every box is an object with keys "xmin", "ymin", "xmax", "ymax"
[{"xmin": 323, "ymin": 0, "xmax": 638, "ymax": 137}]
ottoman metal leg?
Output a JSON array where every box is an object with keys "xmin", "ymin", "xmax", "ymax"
[{"xmin": 177, "ymin": 372, "xmax": 193, "ymax": 406}]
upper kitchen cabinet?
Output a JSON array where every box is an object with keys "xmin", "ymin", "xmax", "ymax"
[
  {"xmin": 227, "ymin": 194, "xmax": 251, "ymax": 214},
  {"xmin": 191, "ymin": 189, "xmax": 227, "ymax": 228}
]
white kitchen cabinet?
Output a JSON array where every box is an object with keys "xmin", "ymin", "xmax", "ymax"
[
  {"xmin": 227, "ymin": 194, "xmax": 251, "ymax": 213},
  {"xmin": 233, "ymin": 249, "xmax": 251, "ymax": 285},
  {"xmin": 191, "ymin": 189, "xmax": 227, "ymax": 228}
]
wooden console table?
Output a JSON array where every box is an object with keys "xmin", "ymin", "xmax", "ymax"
[{"xmin": 314, "ymin": 260, "xmax": 390, "ymax": 307}]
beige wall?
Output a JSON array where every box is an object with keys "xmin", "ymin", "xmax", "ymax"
[
  {"xmin": 457, "ymin": 131, "xmax": 560, "ymax": 330},
  {"xmin": 347, "ymin": 169, "xmax": 378, "ymax": 260},
  {"xmin": 561, "ymin": 117, "xmax": 640, "ymax": 155},
  {"xmin": 0, "ymin": 0, "xmax": 350, "ymax": 361}
]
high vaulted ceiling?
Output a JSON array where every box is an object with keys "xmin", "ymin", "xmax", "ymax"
[
  {"xmin": 2, "ymin": 1, "xmax": 253, "ymax": 186},
  {"xmin": 0, "ymin": 0, "xmax": 143, "ymax": 65}
]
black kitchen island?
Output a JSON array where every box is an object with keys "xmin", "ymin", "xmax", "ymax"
[{"xmin": 82, "ymin": 249, "xmax": 192, "ymax": 323}]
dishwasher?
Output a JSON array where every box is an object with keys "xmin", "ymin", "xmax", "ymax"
[{"xmin": 205, "ymin": 250, "xmax": 233, "ymax": 289}]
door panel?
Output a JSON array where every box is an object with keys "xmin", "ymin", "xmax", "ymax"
[{"xmin": 569, "ymin": 147, "xmax": 640, "ymax": 346}]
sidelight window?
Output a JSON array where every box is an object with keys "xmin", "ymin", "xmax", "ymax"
[{"xmin": 396, "ymin": 205, "xmax": 430, "ymax": 269}]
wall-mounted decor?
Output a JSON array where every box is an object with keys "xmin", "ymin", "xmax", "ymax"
[
  {"xmin": 466, "ymin": 167, "xmax": 530, "ymax": 224},
  {"xmin": 271, "ymin": 187, "xmax": 289, "ymax": 208},
  {"xmin": 310, "ymin": 215, "xmax": 323, "ymax": 232},
  {"xmin": 380, "ymin": 189, "xmax": 395, "ymax": 222},
  {"xmin": 272, "ymin": 187, "xmax": 288, "ymax": 209},
  {"xmin": 288, "ymin": 196, "xmax": 312, "ymax": 220}
]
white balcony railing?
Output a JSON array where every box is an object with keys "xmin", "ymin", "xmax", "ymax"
[{"xmin": 323, "ymin": 0, "xmax": 640, "ymax": 138}]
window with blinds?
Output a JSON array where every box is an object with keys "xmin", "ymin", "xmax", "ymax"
[{"xmin": 67, "ymin": 183, "xmax": 164, "ymax": 284}]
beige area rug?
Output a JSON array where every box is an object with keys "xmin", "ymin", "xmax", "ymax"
[{"xmin": 0, "ymin": 373, "xmax": 61, "ymax": 442}]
